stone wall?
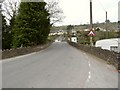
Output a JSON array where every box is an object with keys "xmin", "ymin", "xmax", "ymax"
[
  {"xmin": 2, "ymin": 42, "xmax": 52, "ymax": 59},
  {"xmin": 69, "ymin": 42, "xmax": 119, "ymax": 69}
]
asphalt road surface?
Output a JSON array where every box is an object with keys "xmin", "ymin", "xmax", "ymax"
[{"xmin": 2, "ymin": 42, "xmax": 118, "ymax": 88}]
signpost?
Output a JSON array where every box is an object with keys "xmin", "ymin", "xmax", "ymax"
[
  {"xmin": 118, "ymin": 1, "xmax": 120, "ymax": 38},
  {"xmin": 88, "ymin": 30, "xmax": 95, "ymax": 46},
  {"xmin": 89, "ymin": 0, "xmax": 94, "ymax": 46},
  {"xmin": 117, "ymin": 2, "xmax": 120, "ymax": 81},
  {"xmin": 118, "ymin": 1, "xmax": 120, "ymax": 53},
  {"xmin": 88, "ymin": 30, "xmax": 95, "ymax": 36}
]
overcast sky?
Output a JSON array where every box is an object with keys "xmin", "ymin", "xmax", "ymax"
[
  {"xmin": 55, "ymin": 0, "xmax": 120, "ymax": 26},
  {"xmin": 118, "ymin": 1, "xmax": 120, "ymax": 21},
  {"xmin": 3, "ymin": 0, "xmax": 120, "ymax": 26}
]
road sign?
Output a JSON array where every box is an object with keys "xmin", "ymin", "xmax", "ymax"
[{"xmin": 88, "ymin": 30, "xmax": 95, "ymax": 36}]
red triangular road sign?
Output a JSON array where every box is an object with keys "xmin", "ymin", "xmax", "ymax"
[{"xmin": 88, "ymin": 30, "xmax": 95, "ymax": 36}]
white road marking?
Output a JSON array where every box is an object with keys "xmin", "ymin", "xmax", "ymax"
[
  {"xmin": 88, "ymin": 75, "xmax": 91, "ymax": 79},
  {"xmin": 2, "ymin": 52, "xmax": 37, "ymax": 63},
  {"xmin": 89, "ymin": 71, "xmax": 91, "ymax": 75},
  {"xmin": 88, "ymin": 71, "xmax": 91, "ymax": 79},
  {"xmin": 86, "ymin": 70, "xmax": 91, "ymax": 83},
  {"xmin": 86, "ymin": 63, "xmax": 91, "ymax": 83},
  {"xmin": 89, "ymin": 63, "xmax": 91, "ymax": 67},
  {"xmin": 86, "ymin": 73, "xmax": 91, "ymax": 83}
]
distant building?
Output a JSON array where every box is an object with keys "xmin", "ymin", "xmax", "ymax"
[
  {"xmin": 84, "ymin": 29, "xmax": 89, "ymax": 31},
  {"xmin": 95, "ymin": 27, "xmax": 108, "ymax": 32},
  {"xmin": 70, "ymin": 30, "xmax": 77, "ymax": 36},
  {"xmin": 71, "ymin": 37, "xmax": 77, "ymax": 43},
  {"xmin": 67, "ymin": 29, "xmax": 77, "ymax": 43},
  {"xmin": 95, "ymin": 38, "xmax": 120, "ymax": 53}
]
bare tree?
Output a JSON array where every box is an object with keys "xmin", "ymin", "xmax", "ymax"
[
  {"xmin": 0, "ymin": 0, "xmax": 3, "ymax": 47},
  {"xmin": 0, "ymin": 0, "xmax": 4, "ymax": 13},
  {"xmin": 46, "ymin": 0, "xmax": 64, "ymax": 25},
  {"xmin": 2, "ymin": 0, "xmax": 63, "ymax": 26},
  {"xmin": 2, "ymin": 0, "xmax": 20, "ymax": 24}
]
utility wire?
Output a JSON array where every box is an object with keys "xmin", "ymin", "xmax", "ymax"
[
  {"xmin": 96, "ymin": 0, "xmax": 106, "ymax": 12},
  {"xmin": 96, "ymin": 0, "xmax": 118, "ymax": 32},
  {"xmin": 96, "ymin": 0, "xmax": 118, "ymax": 12}
]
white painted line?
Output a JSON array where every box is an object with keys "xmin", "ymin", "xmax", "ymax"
[
  {"xmin": 89, "ymin": 71, "xmax": 91, "ymax": 75},
  {"xmin": 88, "ymin": 71, "xmax": 91, "ymax": 79},
  {"xmin": 86, "ymin": 71, "xmax": 91, "ymax": 83},
  {"xmin": 2, "ymin": 52, "xmax": 37, "ymax": 63},
  {"xmin": 89, "ymin": 63, "xmax": 91, "ymax": 67},
  {"xmin": 88, "ymin": 75, "xmax": 91, "ymax": 79}
]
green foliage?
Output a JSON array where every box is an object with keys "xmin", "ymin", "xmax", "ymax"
[
  {"xmin": 77, "ymin": 31, "xmax": 90, "ymax": 44},
  {"xmin": 12, "ymin": 2, "xmax": 50, "ymax": 48},
  {"xmin": 67, "ymin": 25, "xmax": 74, "ymax": 31},
  {"xmin": 67, "ymin": 25, "xmax": 74, "ymax": 38},
  {"xmin": 94, "ymin": 31, "xmax": 118, "ymax": 42},
  {"xmin": 2, "ymin": 15, "xmax": 12, "ymax": 50},
  {"xmin": 48, "ymin": 35, "xmax": 57, "ymax": 42}
]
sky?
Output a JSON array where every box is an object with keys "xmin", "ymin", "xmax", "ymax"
[
  {"xmin": 55, "ymin": 0, "xmax": 120, "ymax": 26},
  {"xmin": 118, "ymin": 1, "xmax": 120, "ymax": 21},
  {"xmin": 3, "ymin": 0, "xmax": 120, "ymax": 26}
]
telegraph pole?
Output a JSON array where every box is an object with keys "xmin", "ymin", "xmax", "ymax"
[
  {"xmin": 118, "ymin": 1, "xmax": 120, "ymax": 38},
  {"xmin": 90, "ymin": 0, "xmax": 93, "ymax": 29},
  {"xmin": 118, "ymin": 1, "xmax": 120, "ymax": 75},
  {"xmin": 105, "ymin": 11, "xmax": 108, "ymax": 38},
  {"xmin": 90, "ymin": 0, "xmax": 93, "ymax": 46},
  {"xmin": 118, "ymin": 1, "xmax": 120, "ymax": 53}
]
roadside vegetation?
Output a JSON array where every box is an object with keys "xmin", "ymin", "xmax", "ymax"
[
  {"xmin": 1, "ymin": 0, "xmax": 63, "ymax": 50},
  {"xmin": 52, "ymin": 22, "xmax": 118, "ymax": 45}
]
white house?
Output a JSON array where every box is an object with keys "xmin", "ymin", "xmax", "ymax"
[
  {"xmin": 95, "ymin": 38, "xmax": 120, "ymax": 53},
  {"xmin": 71, "ymin": 37, "xmax": 77, "ymax": 43}
]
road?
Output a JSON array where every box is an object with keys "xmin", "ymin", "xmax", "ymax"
[{"xmin": 2, "ymin": 42, "xmax": 118, "ymax": 88}]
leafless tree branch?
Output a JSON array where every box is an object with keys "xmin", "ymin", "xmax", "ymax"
[
  {"xmin": 46, "ymin": 0, "xmax": 64, "ymax": 25},
  {"xmin": 2, "ymin": 0, "xmax": 20, "ymax": 23}
]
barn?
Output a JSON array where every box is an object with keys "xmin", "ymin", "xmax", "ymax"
[{"xmin": 95, "ymin": 38, "xmax": 120, "ymax": 53}]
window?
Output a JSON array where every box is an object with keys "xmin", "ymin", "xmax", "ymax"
[{"xmin": 110, "ymin": 46, "xmax": 118, "ymax": 52}]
